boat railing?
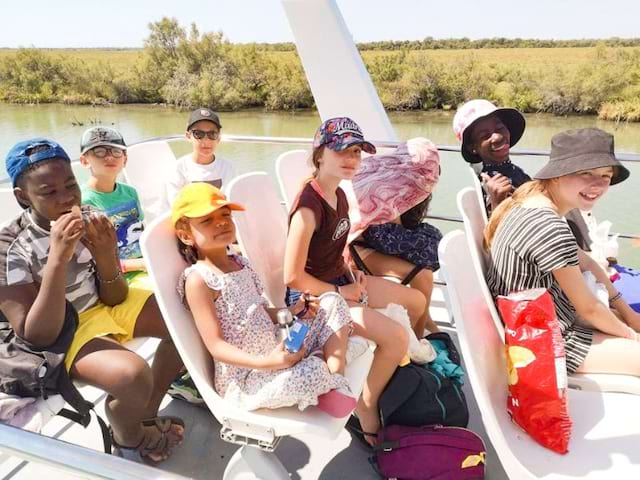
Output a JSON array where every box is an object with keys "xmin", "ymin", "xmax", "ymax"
[
  {"xmin": 0, "ymin": 133, "xmax": 637, "ymax": 242},
  {"xmin": 0, "ymin": 422, "xmax": 191, "ymax": 480}
]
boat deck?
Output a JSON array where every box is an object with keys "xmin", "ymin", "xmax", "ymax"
[{"xmin": 0, "ymin": 284, "xmax": 508, "ymax": 479}]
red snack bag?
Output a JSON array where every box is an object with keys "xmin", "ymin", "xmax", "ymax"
[{"xmin": 497, "ymin": 288, "xmax": 572, "ymax": 454}]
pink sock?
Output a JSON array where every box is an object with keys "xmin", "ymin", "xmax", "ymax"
[{"xmin": 316, "ymin": 388, "xmax": 357, "ymax": 418}]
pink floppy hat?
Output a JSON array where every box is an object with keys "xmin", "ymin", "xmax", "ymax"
[{"xmin": 452, "ymin": 99, "xmax": 526, "ymax": 164}]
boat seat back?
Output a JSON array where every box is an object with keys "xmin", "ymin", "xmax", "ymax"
[
  {"xmin": 440, "ymin": 230, "xmax": 640, "ymax": 478},
  {"xmin": 275, "ymin": 149, "xmax": 313, "ymax": 210},
  {"xmin": 456, "ymin": 188, "xmax": 640, "ymax": 395},
  {"xmin": 468, "ymin": 167, "xmax": 489, "ymax": 225},
  {"xmin": 141, "ymin": 212, "xmax": 373, "ymax": 442},
  {"xmin": 124, "ymin": 141, "xmax": 176, "ymax": 223},
  {"xmin": 227, "ymin": 172, "xmax": 288, "ymax": 308},
  {"xmin": 0, "ymin": 188, "xmax": 24, "ymax": 226}
]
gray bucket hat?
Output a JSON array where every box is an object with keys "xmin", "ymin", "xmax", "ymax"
[{"xmin": 534, "ymin": 128, "xmax": 629, "ymax": 186}]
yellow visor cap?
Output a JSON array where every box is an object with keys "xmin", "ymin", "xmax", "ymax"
[{"xmin": 171, "ymin": 182, "xmax": 244, "ymax": 225}]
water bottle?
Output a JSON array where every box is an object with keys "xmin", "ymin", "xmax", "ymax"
[{"xmin": 276, "ymin": 309, "xmax": 294, "ymax": 343}]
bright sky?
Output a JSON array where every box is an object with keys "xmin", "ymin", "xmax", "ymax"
[{"xmin": 1, "ymin": 0, "xmax": 639, "ymax": 48}]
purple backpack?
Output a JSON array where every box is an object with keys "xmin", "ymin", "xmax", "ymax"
[{"xmin": 372, "ymin": 424, "xmax": 486, "ymax": 479}]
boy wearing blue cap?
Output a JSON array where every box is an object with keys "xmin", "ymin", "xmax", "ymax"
[{"xmin": 0, "ymin": 139, "xmax": 184, "ymax": 464}]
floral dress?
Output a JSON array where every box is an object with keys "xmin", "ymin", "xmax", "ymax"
[{"xmin": 178, "ymin": 256, "xmax": 352, "ymax": 411}]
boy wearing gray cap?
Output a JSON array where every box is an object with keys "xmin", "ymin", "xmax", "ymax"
[
  {"xmin": 79, "ymin": 127, "xmax": 147, "ymax": 282},
  {"xmin": 165, "ymin": 108, "xmax": 235, "ymax": 204}
]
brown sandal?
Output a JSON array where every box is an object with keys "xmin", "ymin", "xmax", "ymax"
[
  {"xmin": 142, "ymin": 415, "xmax": 185, "ymax": 447},
  {"xmin": 110, "ymin": 425, "xmax": 171, "ymax": 466}
]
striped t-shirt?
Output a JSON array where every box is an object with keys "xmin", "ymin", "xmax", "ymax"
[
  {"xmin": 486, "ymin": 206, "xmax": 592, "ymax": 373},
  {"xmin": 0, "ymin": 210, "xmax": 100, "ymax": 313}
]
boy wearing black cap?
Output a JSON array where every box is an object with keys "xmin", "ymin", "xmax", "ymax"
[
  {"xmin": 79, "ymin": 127, "xmax": 147, "ymax": 281},
  {"xmin": 165, "ymin": 108, "xmax": 235, "ymax": 204}
]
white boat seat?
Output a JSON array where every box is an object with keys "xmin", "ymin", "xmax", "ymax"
[
  {"xmin": 275, "ymin": 149, "xmax": 313, "ymax": 210},
  {"xmin": 0, "ymin": 188, "xmax": 24, "ymax": 226},
  {"xmin": 141, "ymin": 212, "xmax": 373, "ymax": 479},
  {"xmin": 227, "ymin": 172, "xmax": 290, "ymax": 308},
  {"xmin": 440, "ymin": 230, "xmax": 640, "ymax": 479},
  {"xmin": 123, "ymin": 140, "xmax": 176, "ymax": 223},
  {"xmin": 456, "ymin": 187, "xmax": 640, "ymax": 395}
]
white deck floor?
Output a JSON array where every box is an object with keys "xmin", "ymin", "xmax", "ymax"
[{"xmin": 0, "ymin": 283, "xmax": 509, "ymax": 480}]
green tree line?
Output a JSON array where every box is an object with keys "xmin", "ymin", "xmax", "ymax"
[{"xmin": 1, "ymin": 18, "xmax": 639, "ymax": 121}]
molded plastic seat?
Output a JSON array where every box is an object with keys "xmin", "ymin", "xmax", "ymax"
[
  {"xmin": 0, "ymin": 188, "xmax": 24, "ymax": 225},
  {"xmin": 123, "ymin": 141, "xmax": 176, "ymax": 222},
  {"xmin": 456, "ymin": 187, "xmax": 640, "ymax": 394},
  {"xmin": 227, "ymin": 172, "xmax": 289, "ymax": 308},
  {"xmin": 140, "ymin": 212, "xmax": 373, "ymax": 453},
  {"xmin": 275, "ymin": 149, "xmax": 313, "ymax": 210},
  {"xmin": 440, "ymin": 230, "xmax": 640, "ymax": 479}
]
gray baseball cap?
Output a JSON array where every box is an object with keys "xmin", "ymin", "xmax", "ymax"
[{"xmin": 80, "ymin": 127, "xmax": 127, "ymax": 155}]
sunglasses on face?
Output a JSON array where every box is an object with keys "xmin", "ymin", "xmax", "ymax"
[
  {"xmin": 190, "ymin": 129, "xmax": 220, "ymax": 141},
  {"xmin": 90, "ymin": 147, "xmax": 125, "ymax": 158}
]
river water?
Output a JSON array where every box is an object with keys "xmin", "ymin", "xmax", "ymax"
[{"xmin": 0, "ymin": 103, "xmax": 637, "ymax": 263}]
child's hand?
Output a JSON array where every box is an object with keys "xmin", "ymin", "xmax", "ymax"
[
  {"xmin": 337, "ymin": 282, "xmax": 366, "ymax": 303},
  {"xmin": 82, "ymin": 213, "xmax": 117, "ymax": 259},
  {"xmin": 49, "ymin": 211, "xmax": 85, "ymax": 263},
  {"xmin": 290, "ymin": 291, "xmax": 319, "ymax": 319},
  {"xmin": 481, "ymin": 173, "xmax": 513, "ymax": 206},
  {"xmin": 263, "ymin": 342, "xmax": 305, "ymax": 370}
]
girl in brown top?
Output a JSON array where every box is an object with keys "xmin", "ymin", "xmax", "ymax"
[{"xmin": 284, "ymin": 117, "xmax": 426, "ymax": 444}]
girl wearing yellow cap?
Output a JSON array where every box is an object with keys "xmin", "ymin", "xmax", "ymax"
[{"xmin": 172, "ymin": 183, "xmax": 356, "ymax": 416}]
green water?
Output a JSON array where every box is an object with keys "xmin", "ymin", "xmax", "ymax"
[{"xmin": 0, "ymin": 104, "xmax": 638, "ymax": 263}]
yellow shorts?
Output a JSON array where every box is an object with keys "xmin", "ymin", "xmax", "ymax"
[{"xmin": 65, "ymin": 285, "xmax": 153, "ymax": 371}]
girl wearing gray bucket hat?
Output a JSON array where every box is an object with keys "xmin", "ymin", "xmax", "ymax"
[{"xmin": 484, "ymin": 127, "xmax": 640, "ymax": 377}]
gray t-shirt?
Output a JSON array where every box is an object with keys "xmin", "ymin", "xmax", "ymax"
[{"xmin": 0, "ymin": 210, "xmax": 99, "ymax": 313}]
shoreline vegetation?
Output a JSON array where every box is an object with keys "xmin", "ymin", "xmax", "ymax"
[{"xmin": 1, "ymin": 18, "xmax": 640, "ymax": 121}]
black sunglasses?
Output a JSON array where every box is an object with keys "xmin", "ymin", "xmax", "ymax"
[
  {"xmin": 90, "ymin": 147, "xmax": 125, "ymax": 158},
  {"xmin": 190, "ymin": 129, "xmax": 220, "ymax": 141}
]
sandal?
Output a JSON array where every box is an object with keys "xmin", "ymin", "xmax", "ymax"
[
  {"xmin": 142, "ymin": 415, "xmax": 185, "ymax": 447},
  {"xmin": 110, "ymin": 425, "xmax": 171, "ymax": 466}
]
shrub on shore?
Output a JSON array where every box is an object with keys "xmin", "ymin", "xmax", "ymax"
[{"xmin": 1, "ymin": 19, "xmax": 640, "ymax": 121}]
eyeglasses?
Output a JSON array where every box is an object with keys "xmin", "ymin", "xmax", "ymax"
[
  {"xmin": 90, "ymin": 147, "xmax": 125, "ymax": 158},
  {"xmin": 190, "ymin": 129, "xmax": 220, "ymax": 141}
]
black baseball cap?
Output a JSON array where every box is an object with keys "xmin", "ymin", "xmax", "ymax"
[{"xmin": 187, "ymin": 108, "xmax": 222, "ymax": 131}]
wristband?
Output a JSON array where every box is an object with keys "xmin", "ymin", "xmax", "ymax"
[
  {"xmin": 608, "ymin": 291, "xmax": 623, "ymax": 306},
  {"xmin": 96, "ymin": 269, "xmax": 123, "ymax": 284}
]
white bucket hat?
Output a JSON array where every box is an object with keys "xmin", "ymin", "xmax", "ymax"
[{"xmin": 452, "ymin": 99, "xmax": 526, "ymax": 164}]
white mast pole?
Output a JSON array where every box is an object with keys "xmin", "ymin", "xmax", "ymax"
[{"xmin": 281, "ymin": 0, "xmax": 398, "ymax": 142}]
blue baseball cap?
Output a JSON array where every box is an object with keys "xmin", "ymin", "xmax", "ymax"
[
  {"xmin": 313, "ymin": 117, "xmax": 376, "ymax": 154},
  {"xmin": 5, "ymin": 138, "xmax": 71, "ymax": 187}
]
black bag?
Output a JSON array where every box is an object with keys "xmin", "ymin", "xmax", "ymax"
[
  {"xmin": 379, "ymin": 332, "xmax": 469, "ymax": 428},
  {"xmin": 0, "ymin": 303, "xmax": 111, "ymax": 453}
]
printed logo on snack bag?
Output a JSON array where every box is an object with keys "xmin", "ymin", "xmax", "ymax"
[{"xmin": 332, "ymin": 218, "xmax": 350, "ymax": 241}]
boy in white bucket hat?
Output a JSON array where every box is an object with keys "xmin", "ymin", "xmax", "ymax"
[{"xmin": 453, "ymin": 99, "xmax": 528, "ymax": 214}]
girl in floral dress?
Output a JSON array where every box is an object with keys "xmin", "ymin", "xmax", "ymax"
[{"xmin": 172, "ymin": 182, "xmax": 356, "ymax": 415}]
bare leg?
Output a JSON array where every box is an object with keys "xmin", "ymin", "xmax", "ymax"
[
  {"xmin": 349, "ymin": 304, "xmax": 408, "ymax": 445},
  {"xmin": 323, "ymin": 325, "xmax": 350, "ymax": 376},
  {"xmin": 364, "ymin": 275, "xmax": 426, "ymax": 329},
  {"xmin": 361, "ymin": 251, "xmax": 437, "ymax": 335},
  {"xmin": 575, "ymin": 331, "xmax": 640, "ymax": 376},
  {"xmin": 133, "ymin": 295, "xmax": 184, "ymax": 417},
  {"xmin": 70, "ymin": 337, "xmax": 170, "ymax": 462}
]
